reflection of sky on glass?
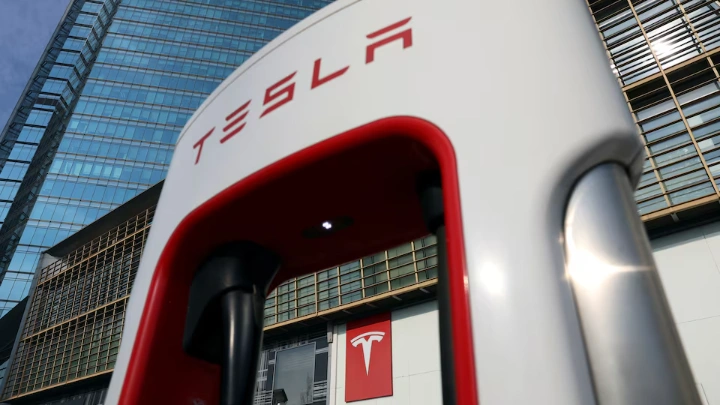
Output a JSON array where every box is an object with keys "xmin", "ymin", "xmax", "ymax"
[
  {"xmin": 0, "ymin": 0, "xmax": 71, "ymax": 128},
  {"xmin": 274, "ymin": 344, "xmax": 316, "ymax": 405}
]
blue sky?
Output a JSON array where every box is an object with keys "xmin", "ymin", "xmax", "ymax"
[{"xmin": 0, "ymin": 0, "xmax": 71, "ymax": 129}]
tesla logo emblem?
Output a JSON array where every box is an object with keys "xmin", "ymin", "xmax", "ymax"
[
  {"xmin": 351, "ymin": 331, "xmax": 385, "ymax": 375},
  {"xmin": 345, "ymin": 313, "xmax": 392, "ymax": 402}
]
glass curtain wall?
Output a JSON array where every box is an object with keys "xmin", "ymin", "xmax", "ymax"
[{"xmin": 588, "ymin": 0, "xmax": 720, "ymax": 218}]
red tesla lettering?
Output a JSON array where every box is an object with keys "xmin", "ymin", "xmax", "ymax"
[
  {"xmin": 311, "ymin": 58, "xmax": 349, "ymax": 89},
  {"xmin": 193, "ymin": 128, "xmax": 214, "ymax": 165},
  {"xmin": 366, "ymin": 17, "xmax": 413, "ymax": 64},
  {"xmin": 260, "ymin": 72, "xmax": 297, "ymax": 118},
  {"xmin": 220, "ymin": 100, "xmax": 251, "ymax": 143},
  {"xmin": 191, "ymin": 16, "xmax": 417, "ymax": 166}
]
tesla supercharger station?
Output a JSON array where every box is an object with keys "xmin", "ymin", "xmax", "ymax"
[{"xmin": 103, "ymin": 0, "xmax": 703, "ymax": 404}]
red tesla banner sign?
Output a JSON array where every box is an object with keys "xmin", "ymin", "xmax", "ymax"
[{"xmin": 345, "ymin": 312, "xmax": 393, "ymax": 402}]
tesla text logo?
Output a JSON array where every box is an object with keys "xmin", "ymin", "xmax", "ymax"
[
  {"xmin": 192, "ymin": 17, "xmax": 413, "ymax": 165},
  {"xmin": 345, "ymin": 313, "xmax": 393, "ymax": 402},
  {"xmin": 351, "ymin": 331, "xmax": 385, "ymax": 375}
]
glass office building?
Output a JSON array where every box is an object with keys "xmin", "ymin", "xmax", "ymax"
[
  {"xmin": 0, "ymin": 0, "xmax": 333, "ymax": 318},
  {"xmin": 587, "ymin": 0, "xmax": 720, "ymax": 233}
]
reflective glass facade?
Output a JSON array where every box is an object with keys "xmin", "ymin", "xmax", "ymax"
[
  {"xmin": 254, "ymin": 334, "xmax": 330, "ymax": 405},
  {"xmin": 588, "ymin": 0, "xmax": 720, "ymax": 220},
  {"xmin": 0, "ymin": 0, "xmax": 333, "ymax": 317}
]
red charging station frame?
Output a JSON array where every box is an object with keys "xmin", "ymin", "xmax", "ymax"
[{"xmin": 119, "ymin": 116, "xmax": 478, "ymax": 405}]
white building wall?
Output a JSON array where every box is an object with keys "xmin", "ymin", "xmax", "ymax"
[
  {"xmin": 652, "ymin": 221, "xmax": 720, "ymax": 405},
  {"xmin": 329, "ymin": 300, "xmax": 442, "ymax": 405}
]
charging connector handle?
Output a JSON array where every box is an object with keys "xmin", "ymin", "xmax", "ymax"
[{"xmin": 183, "ymin": 242, "xmax": 280, "ymax": 405}]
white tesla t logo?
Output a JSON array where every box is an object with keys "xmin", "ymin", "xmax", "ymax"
[{"xmin": 351, "ymin": 331, "xmax": 385, "ymax": 375}]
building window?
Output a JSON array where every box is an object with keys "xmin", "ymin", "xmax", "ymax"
[
  {"xmin": 274, "ymin": 344, "xmax": 316, "ymax": 405},
  {"xmin": 256, "ymin": 335, "xmax": 328, "ymax": 405}
]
